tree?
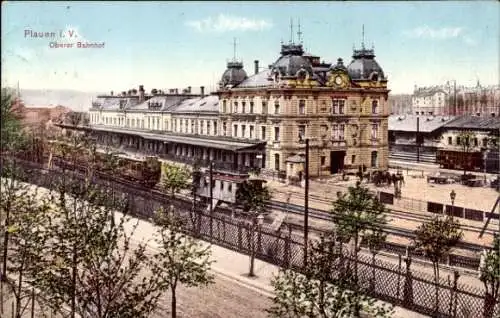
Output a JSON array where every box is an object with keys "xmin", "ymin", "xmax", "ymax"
[
  {"xmin": 268, "ymin": 233, "xmax": 393, "ymax": 318},
  {"xmin": 1, "ymin": 87, "xmax": 25, "ymax": 153},
  {"xmin": 5, "ymin": 186, "xmax": 51, "ymax": 317},
  {"xmin": 413, "ymin": 215, "xmax": 463, "ymax": 314},
  {"xmin": 456, "ymin": 130, "xmax": 477, "ymax": 176},
  {"xmin": 153, "ymin": 206, "xmax": 214, "ymax": 318},
  {"xmin": 33, "ymin": 135, "xmax": 166, "ymax": 317},
  {"xmin": 235, "ymin": 179, "xmax": 272, "ymax": 214},
  {"xmin": 331, "ymin": 182, "xmax": 388, "ymax": 284},
  {"xmin": 479, "ymin": 234, "xmax": 500, "ymax": 317},
  {"xmin": 161, "ymin": 163, "xmax": 191, "ymax": 198}
]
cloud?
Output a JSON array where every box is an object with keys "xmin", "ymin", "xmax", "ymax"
[
  {"xmin": 404, "ymin": 26, "xmax": 463, "ymax": 39},
  {"xmin": 186, "ymin": 14, "xmax": 272, "ymax": 32},
  {"xmin": 403, "ymin": 25, "xmax": 477, "ymax": 46}
]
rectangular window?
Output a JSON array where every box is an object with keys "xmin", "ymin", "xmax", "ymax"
[
  {"xmin": 249, "ymin": 125, "xmax": 254, "ymax": 139},
  {"xmin": 234, "ymin": 102, "xmax": 238, "ymax": 113},
  {"xmin": 250, "ymin": 101, "xmax": 254, "ymax": 114},
  {"xmin": 228, "ymin": 184, "xmax": 232, "ymax": 192},
  {"xmin": 298, "ymin": 125, "xmax": 306, "ymax": 141},
  {"xmin": 339, "ymin": 100, "xmax": 345, "ymax": 114},
  {"xmin": 274, "ymin": 100, "xmax": 280, "ymax": 114},
  {"xmin": 191, "ymin": 120, "xmax": 195, "ymax": 133},
  {"xmin": 371, "ymin": 124, "xmax": 378, "ymax": 139},
  {"xmin": 332, "ymin": 124, "xmax": 338, "ymax": 139},
  {"xmin": 372, "ymin": 100, "xmax": 378, "ymax": 114},
  {"xmin": 184, "ymin": 120, "xmax": 188, "ymax": 133},
  {"xmin": 223, "ymin": 122, "xmax": 227, "ymax": 136},
  {"xmin": 207, "ymin": 121, "xmax": 211, "ymax": 135},
  {"xmin": 339, "ymin": 124, "xmax": 345, "ymax": 140},
  {"xmin": 321, "ymin": 156, "xmax": 326, "ymax": 166},
  {"xmin": 242, "ymin": 102, "xmax": 246, "ymax": 114},
  {"xmin": 352, "ymin": 155, "xmax": 356, "ymax": 164},
  {"xmin": 448, "ymin": 136, "xmax": 452, "ymax": 145},
  {"xmin": 274, "ymin": 127, "xmax": 280, "ymax": 141},
  {"xmin": 241, "ymin": 125, "xmax": 246, "ymax": 137},
  {"xmin": 320, "ymin": 125, "xmax": 328, "ymax": 138},
  {"xmin": 223, "ymin": 100, "xmax": 227, "ymax": 113},
  {"xmin": 483, "ymin": 138, "xmax": 488, "ymax": 147},
  {"xmin": 456, "ymin": 137, "xmax": 461, "ymax": 145},
  {"xmin": 262, "ymin": 101, "xmax": 268, "ymax": 114},
  {"xmin": 473, "ymin": 138, "xmax": 478, "ymax": 147},
  {"xmin": 214, "ymin": 122, "xmax": 217, "ymax": 135},
  {"xmin": 220, "ymin": 181, "xmax": 224, "ymax": 190},
  {"xmin": 233, "ymin": 124, "xmax": 238, "ymax": 137},
  {"xmin": 332, "ymin": 99, "xmax": 338, "ymax": 114},
  {"xmin": 299, "ymin": 99, "xmax": 306, "ymax": 114},
  {"xmin": 261, "ymin": 126, "xmax": 266, "ymax": 140},
  {"xmin": 274, "ymin": 154, "xmax": 280, "ymax": 171}
]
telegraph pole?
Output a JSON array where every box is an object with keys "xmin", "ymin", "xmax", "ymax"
[
  {"xmin": 304, "ymin": 138, "xmax": 309, "ymax": 268},
  {"xmin": 416, "ymin": 116, "xmax": 420, "ymax": 163}
]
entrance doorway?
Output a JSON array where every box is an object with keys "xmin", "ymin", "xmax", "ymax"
[{"xmin": 330, "ymin": 151, "xmax": 346, "ymax": 174}]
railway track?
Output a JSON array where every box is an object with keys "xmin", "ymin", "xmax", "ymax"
[
  {"xmin": 272, "ymin": 188, "xmax": 498, "ymax": 239},
  {"xmin": 266, "ymin": 199, "xmax": 492, "ymax": 253}
]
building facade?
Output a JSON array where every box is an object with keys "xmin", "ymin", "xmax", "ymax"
[
  {"xmin": 412, "ymin": 87, "xmax": 448, "ymax": 116},
  {"xmin": 87, "ymin": 39, "xmax": 390, "ymax": 179}
]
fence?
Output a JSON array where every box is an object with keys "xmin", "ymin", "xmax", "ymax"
[{"xmin": 5, "ymin": 159, "xmax": 500, "ymax": 318}]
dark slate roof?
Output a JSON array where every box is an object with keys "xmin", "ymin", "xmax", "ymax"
[
  {"xmin": 92, "ymin": 96, "xmax": 139, "ymax": 110},
  {"xmin": 171, "ymin": 95, "xmax": 219, "ymax": 113},
  {"xmin": 89, "ymin": 125, "xmax": 262, "ymax": 151},
  {"xmin": 389, "ymin": 115, "xmax": 455, "ymax": 132},
  {"xmin": 444, "ymin": 115, "xmax": 500, "ymax": 130},
  {"xmin": 129, "ymin": 95, "xmax": 187, "ymax": 111},
  {"xmin": 236, "ymin": 70, "xmax": 273, "ymax": 88},
  {"xmin": 347, "ymin": 47, "xmax": 386, "ymax": 81},
  {"xmin": 220, "ymin": 61, "xmax": 248, "ymax": 88}
]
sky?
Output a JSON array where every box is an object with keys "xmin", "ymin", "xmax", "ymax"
[{"xmin": 2, "ymin": 1, "xmax": 499, "ymax": 95}]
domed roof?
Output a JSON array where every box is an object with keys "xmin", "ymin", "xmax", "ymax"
[
  {"xmin": 347, "ymin": 47, "xmax": 386, "ymax": 81},
  {"xmin": 270, "ymin": 44, "xmax": 313, "ymax": 78},
  {"xmin": 220, "ymin": 61, "xmax": 248, "ymax": 88}
]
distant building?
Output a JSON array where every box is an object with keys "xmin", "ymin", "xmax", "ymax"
[
  {"xmin": 412, "ymin": 87, "xmax": 448, "ymax": 116},
  {"xmin": 412, "ymin": 82, "xmax": 500, "ymax": 116}
]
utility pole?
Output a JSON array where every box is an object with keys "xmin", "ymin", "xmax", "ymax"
[
  {"xmin": 454, "ymin": 80, "xmax": 457, "ymax": 116},
  {"xmin": 304, "ymin": 138, "xmax": 309, "ymax": 268},
  {"xmin": 209, "ymin": 161, "xmax": 214, "ymax": 240},
  {"xmin": 416, "ymin": 116, "xmax": 420, "ymax": 163}
]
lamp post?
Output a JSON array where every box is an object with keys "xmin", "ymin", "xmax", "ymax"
[
  {"xmin": 304, "ymin": 138, "xmax": 309, "ymax": 268},
  {"xmin": 450, "ymin": 190, "xmax": 456, "ymax": 216},
  {"xmin": 249, "ymin": 213, "xmax": 264, "ymax": 277}
]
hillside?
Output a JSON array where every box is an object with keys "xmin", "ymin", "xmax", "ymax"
[{"xmin": 19, "ymin": 89, "xmax": 103, "ymax": 112}]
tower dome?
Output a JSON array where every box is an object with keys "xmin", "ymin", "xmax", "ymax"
[
  {"xmin": 347, "ymin": 46, "xmax": 386, "ymax": 81},
  {"xmin": 270, "ymin": 44, "xmax": 313, "ymax": 79},
  {"xmin": 220, "ymin": 61, "xmax": 248, "ymax": 88}
]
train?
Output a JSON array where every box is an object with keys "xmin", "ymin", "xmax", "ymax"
[
  {"xmin": 4, "ymin": 137, "xmax": 162, "ymax": 188},
  {"xmin": 436, "ymin": 149, "xmax": 499, "ymax": 173}
]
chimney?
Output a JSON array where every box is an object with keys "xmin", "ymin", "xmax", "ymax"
[
  {"xmin": 188, "ymin": 86, "xmax": 192, "ymax": 94},
  {"xmin": 254, "ymin": 60, "xmax": 259, "ymax": 75},
  {"xmin": 200, "ymin": 86, "xmax": 205, "ymax": 98},
  {"xmin": 139, "ymin": 85, "xmax": 145, "ymax": 102}
]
